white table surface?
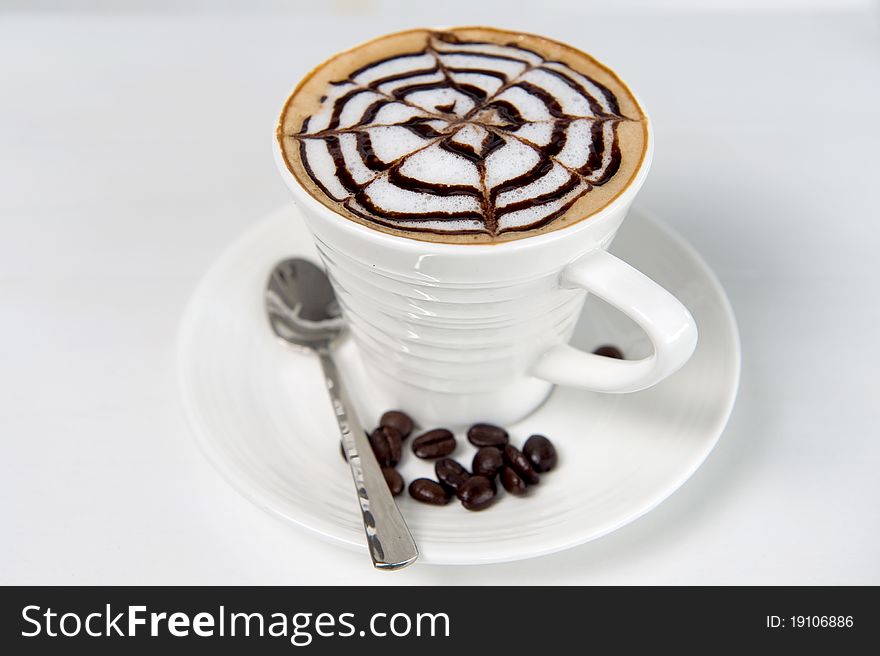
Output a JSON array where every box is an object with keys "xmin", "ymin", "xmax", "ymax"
[{"xmin": 2, "ymin": 2, "xmax": 878, "ymax": 585}]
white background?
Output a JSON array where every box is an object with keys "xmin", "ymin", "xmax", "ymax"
[{"xmin": 1, "ymin": 0, "xmax": 878, "ymax": 584}]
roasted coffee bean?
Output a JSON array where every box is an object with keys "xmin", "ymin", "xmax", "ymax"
[
  {"xmin": 456, "ymin": 475, "xmax": 497, "ymax": 511},
  {"xmin": 382, "ymin": 467, "xmax": 404, "ymax": 497},
  {"xmin": 369, "ymin": 426, "xmax": 402, "ymax": 467},
  {"xmin": 523, "ymin": 434, "xmax": 558, "ymax": 473},
  {"xmin": 472, "ymin": 446, "xmax": 504, "ymax": 479},
  {"xmin": 408, "ymin": 478, "xmax": 450, "ymax": 505},
  {"xmin": 503, "ymin": 444, "xmax": 540, "ymax": 485},
  {"xmin": 593, "ymin": 344, "xmax": 624, "ymax": 359},
  {"xmin": 435, "ymin": 458, "xmax": 470, "ymax": 492},
  {"xmin": 466, "ymin": 423, "xmax": 509, "ymax": 447},
  {"xmin": 379, "ymin": 410, "xmax": 414, "ymax": 440},
  {"xmin": 500, "ymin": 466, "xmax": 528, "ymax": 495},
  {"xmin": 412, "ymin": 428, "xmax": 456, "ymax": 459}
]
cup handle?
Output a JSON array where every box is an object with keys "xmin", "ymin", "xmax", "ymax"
[{"xmin": 531, "ymin": 249, "xmax": 698, "ymax": 393}]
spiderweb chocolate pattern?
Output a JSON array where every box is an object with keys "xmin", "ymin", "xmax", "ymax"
[{"xmin": 286, "ymin": 31, "xmax": 640, "ymax": 238}]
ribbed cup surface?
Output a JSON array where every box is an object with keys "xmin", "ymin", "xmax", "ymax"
[{"xmin": 314, "ymin": 234, "xmax": 586, "ymax": 393}]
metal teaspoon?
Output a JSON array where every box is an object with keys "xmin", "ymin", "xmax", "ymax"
[{"xmin": 265, "ymin": 258, "xmax": 418, "ymax": 570}]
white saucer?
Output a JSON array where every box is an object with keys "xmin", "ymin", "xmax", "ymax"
[{"xmin": 178, "ymin": 205, "xmax": 740, "ymax": 565}]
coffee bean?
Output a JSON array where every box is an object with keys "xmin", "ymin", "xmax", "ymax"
[
  {"xmin": 523, "ymin": 434, "xmax": 557, "ymax": 473},
  {"xmin": 503, "ymin": 444, "xmax": 540, "ymax": 485},
  {"xmin": 500, "ymin": 466, "xmax": 528, "ymax": 495},
  {"xmin": 593, "ymin": 344, "xmax": 624, "ymax": 359},
  {"xmin": 456, "ymin": 475, "xmax": 497, "ymax": 511},
  {"xmin": 466, "ymin": 423, "xmax": 509, "ymax": 447},
  {"xmin": 412, "ymin": 428, "xmax": 456, "ymax": 459},
  {"xmin": 435, "ymin": 458, "xmax": 470, "ymax": 492},
  {"xmin": 382, "ymin": 467, "xmax": 404, "ymax": 497},
  {"xmin": 472, "ymin": 446, "xmax": 504, "ymax": 479},
  {"xmin": 408, "ymin": 478, "xmax": 450, "ymax": 505},
  {"xmin": 369, "ymin": 426, "xmax": 402, "ymax": 467},
  {"xmin": 379, "ymin": 410, "xmax": 414, "ymax": 440}
]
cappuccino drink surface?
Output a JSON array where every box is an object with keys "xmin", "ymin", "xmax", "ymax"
[{"xmin": 278, "ymin": 27, "xmax": 648, "ymax": 244}]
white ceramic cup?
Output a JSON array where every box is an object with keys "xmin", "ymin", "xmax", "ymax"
[{"xmin": 275, "ymin": 115, "xmax": 697, "ymax": 425}]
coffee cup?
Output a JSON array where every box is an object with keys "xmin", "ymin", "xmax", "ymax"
[{"xmin": 274, "ymin": 27, "xmax": 697, "ymax": 424}]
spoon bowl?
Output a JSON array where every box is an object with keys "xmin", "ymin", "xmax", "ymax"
[{"xmin": 266, "ymin": 258, "xmax": 346, "ymax": 349}]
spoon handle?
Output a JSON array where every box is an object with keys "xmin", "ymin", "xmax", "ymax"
[{"xmin": 317, "ymin": 349, "xmax": 419, "ymax": 570}]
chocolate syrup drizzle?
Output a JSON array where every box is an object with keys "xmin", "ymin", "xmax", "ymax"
[{"xmin": 289, "ymin": 32, "xmax": 635, "ymax": 237}]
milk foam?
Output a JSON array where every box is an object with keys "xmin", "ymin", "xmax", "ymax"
[{"xmin": 290, "ymin": 31, "xmax": 634, "ymax": 237}]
